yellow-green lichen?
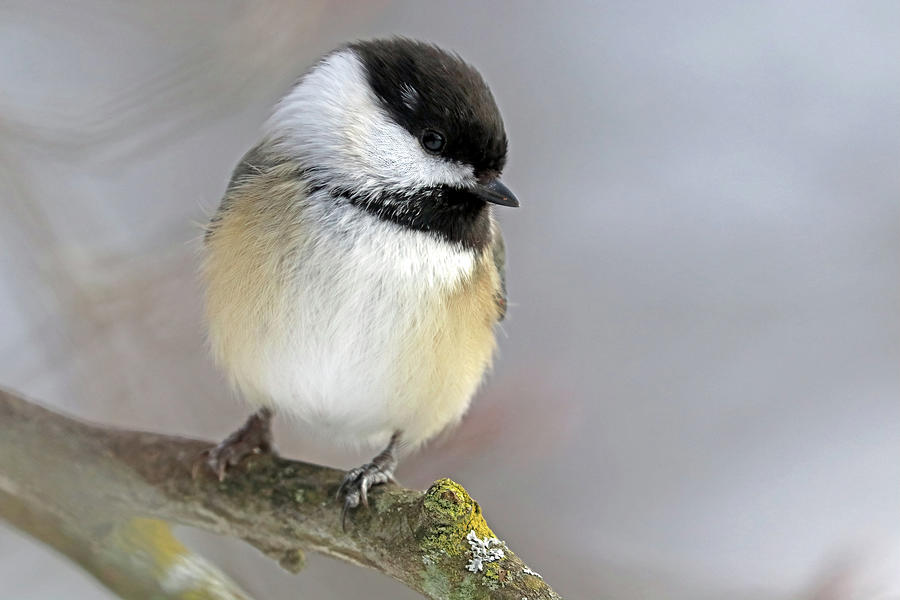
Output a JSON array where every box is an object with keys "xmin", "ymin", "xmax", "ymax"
[
  {"xmin": 419, "ymin": 478, "xmax": 495, "ymax": 558},
  {"xmin": 418, "ymin": 479, "xmax": 518, "ymax": 598},
  {"xmin": 522, "ymin": 572, "xmax": 548, "ymax": 592},
  {"xmin": 482, "ymin": 562, "xmax": 509, "ymax": 590},
  {"xmin": 421, "ymin": 562, "xmax": 482, "ymax": 600}
]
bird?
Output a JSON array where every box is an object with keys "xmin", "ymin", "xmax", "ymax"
[{"xmin": 199, "ymin": 37, "xmax": 518, "ymax": 524}]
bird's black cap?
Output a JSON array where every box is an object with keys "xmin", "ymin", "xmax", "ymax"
[{"xmin": 350, "ymin": 38, "xmax": 508, "ymax": 179}]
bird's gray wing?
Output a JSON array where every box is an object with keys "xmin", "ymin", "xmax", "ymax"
[
  {"xmin": 205, "ymin": 143, "xmax": 272, "ymax": 243},
  {"xmin": 491, "ymin": 226, "xmax": 508, "ymax": 321}
]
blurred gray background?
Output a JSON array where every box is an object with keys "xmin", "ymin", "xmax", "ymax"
[{"xmin": 1, "ymin": 1, "xmax": 898, "ymax": 598}]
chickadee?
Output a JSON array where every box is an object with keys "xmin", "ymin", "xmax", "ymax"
[{"xmin": 200, "ymin": 38, "xmax": 518, "ymax": 521}]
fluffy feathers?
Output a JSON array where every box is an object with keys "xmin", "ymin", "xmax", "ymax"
[{"xmin": 203, "ymin": 40, "xmax": 510, "ymax": 452}]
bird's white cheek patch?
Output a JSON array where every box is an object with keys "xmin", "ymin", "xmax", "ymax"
[{"xmin": 265, "ymin": 50, "xmax": 475, "ymax": 197}]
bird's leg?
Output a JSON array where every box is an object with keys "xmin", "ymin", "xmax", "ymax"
[
  {"xmin": 195, "ymin": 407, "xmax": 275, "ymax": 481},
  {"xmin": 338, "ymin": 432, "xmax": 400, "ymax": 529}
]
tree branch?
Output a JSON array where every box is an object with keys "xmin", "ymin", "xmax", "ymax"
[
  {"xmin": 0, "ymin": 388, "xmax": 562, "ymax": 600},
  {"xmin": 1, "ymin": 492, "xmax": 253, "ymax": 599}
]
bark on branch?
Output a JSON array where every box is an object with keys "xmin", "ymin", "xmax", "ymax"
[{"xmin": 0, "ymin": 388, "xmax": 561, "ymax": 600}]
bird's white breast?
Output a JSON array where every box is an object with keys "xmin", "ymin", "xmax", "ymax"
[{"xmin": 204, "ymin": 183, "xmax": 498, "ymax": 449}]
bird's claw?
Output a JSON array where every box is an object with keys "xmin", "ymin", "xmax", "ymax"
[
  {"xmin": 192, "ymin": 409, "xmax": 273, "ymax": 481},
  {"xmin": 337, "ymin": 462, "xmax": 395, "ymax": 530},
  {"xmin": 194, "ymin": 440, "xmax": 264, "ymax": 482}
]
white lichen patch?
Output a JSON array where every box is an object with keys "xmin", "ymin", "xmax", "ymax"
[
  {"xmin": 422, "ymin": 554, "xmax": 435, "ymax": 566},
  {"xmin": 522, "ymin": 566, "xmax": 543, "ymax": 579},
  {"xmin": 465, "ymin": 530, "xmax": 505, "ymax": 573}
]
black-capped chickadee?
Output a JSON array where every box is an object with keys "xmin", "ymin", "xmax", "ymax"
[{"xmin": 200, "ymin": 38, "xmax": 518, "ymax": 522}]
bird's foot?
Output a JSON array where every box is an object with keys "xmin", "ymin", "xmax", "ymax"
[
  {"xmin": 337, "ymin": 433, "xmax": 400, "ymax": 530},
  {"xmin": 194, "ymin": 408, "xmax": 274, "ymax": 481}
]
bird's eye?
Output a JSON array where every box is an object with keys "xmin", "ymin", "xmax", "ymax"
[{"xmin": 421, "ymin": 129, "xmax": 446, "ymax": 153}]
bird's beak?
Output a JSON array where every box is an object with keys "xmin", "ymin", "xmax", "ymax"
[{"xmin": 474, "ymin": 179, "xmax": 519, "ymax": 207}]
